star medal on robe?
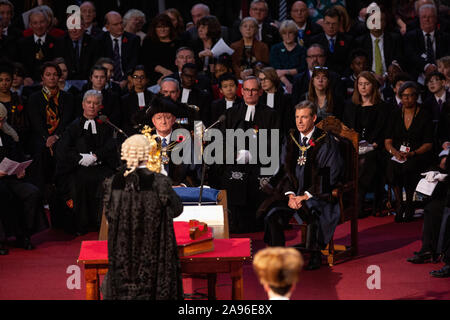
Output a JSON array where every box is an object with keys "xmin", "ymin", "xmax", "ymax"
[
  {"xmin": 297, "ymin": 146, "xmax": 310, "ymax": 166},
  {"xmin": 161, "ymin": 148, "xmax": 170, "ymax": 165}
]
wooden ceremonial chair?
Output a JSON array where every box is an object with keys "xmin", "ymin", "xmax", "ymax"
[
  {"xmin": 98, "ymin": 189, "xmax": 230, "ymax": 240},
  {"xmin": 292, "ymin": 116, "xmax": 359, "ymax": 266}
]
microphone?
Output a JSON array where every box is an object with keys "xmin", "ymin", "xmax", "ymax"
[
  {"xmin": 205, "ymin": 114, "xmax": 226, "ymax": 133},
  {"xmin": 187, "ymin": 104, "xmax": 200, "ymax": 112},
  {"xmin": 98, "ymin": 115, "xmax": 128, "ymax": 138},
  {"xmin": 198, "ymin": 114, "xmax": 226, "ymax": 205}
]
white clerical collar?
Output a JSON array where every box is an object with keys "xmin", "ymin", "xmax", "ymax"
[
  {"xmin": 0, "ymin": 135, "xmax": 3, "ymax": 146},
  {"xmin": 181, "ymin": 88, "xmax": 191, "ymax": 103},
  {"xmin": 225, "ymin": 99, "xmax": 234, "ymax": 109},
  {"xmin": 266, "ymin": 92, "xmax": 275, "ymax": 108},
  {"xmin": 245, "ymin": 104, "xmax": 256, "ymax": 121},
  {"xmin": 137, "ymin": 91, "xmax": 146, "ymax": 107},
  {"xmin": 34, "ymin": 33, "xmax": 47, "ymax": 44},
  {"xmin": 300, "ymin": 127, "xmax": 315, "ymax": 144},
  {"xmin": 83, "ymin": 118, "xmax": 97, "ymax": 134}
]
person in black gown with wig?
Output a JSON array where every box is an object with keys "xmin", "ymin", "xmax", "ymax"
[
  {"xmin": 384, "ymin": 81, "xmax": 434, "ymax": 222},
  {"xmin": 343, "ymin": 71, "xmax": 390, "ymax": 217}
]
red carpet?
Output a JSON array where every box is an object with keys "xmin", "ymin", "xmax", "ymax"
[{"xmin": 0, "ymin": 215, "xmax": 449, "ymax": 300}]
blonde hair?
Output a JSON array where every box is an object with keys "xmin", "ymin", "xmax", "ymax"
[
  {"xmin": 121, "ymin": 134, "xmax": 160, "ymax": 176},
  {"xmin": 279, "ymin": 19, "xmax": 298, "ymax": 35},
  {"xmin": 253, "ymin": 247, "xmax": 304, "ymax": 296}
]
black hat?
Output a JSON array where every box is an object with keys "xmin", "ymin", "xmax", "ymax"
[{"xmin": 147, "ymin": 95, "xmax": 179, "ymax": 119}]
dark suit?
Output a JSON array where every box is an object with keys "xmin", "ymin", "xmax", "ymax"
[
  {"xmin": 259, "ymin": 89, "xmax": 293, "ymax": 136},
  {"xmin": 210, "ymin": 96, "xmax": 243, "ymax": 126},
  {"xmin": 295, "ymin": 18, "xmax": 323, "ymax": 48},
  {"xmin": 122, "ymin": 90, "xmax": 155, "ymax": 135},
  {"xmin": 0, "ymin": 26, "xmax": 22, "ymax": 62},
  {"xmin": 59, "ymin": 33, "xmax": 100, "ymax": 80},
  {"xmin": 220, "ymin": 101, "xmax": 280, "ymax": 233},
  {"xmin": 263, "ymin": 127, "xmax": 343, "ymax": 247},
  {"xmin": 26, "ymin": 90, "xmax": 76, "ymax": 190},
  {"xmin": 17, "ymin": 34, "xmax": 61, "ymax": 81},
  {"xmin": 307, "ymin": 32, "xmax": 353, "ymax": 75},
  {"xmin": 98, "ymin": 31, "xmax": 140, "ymax": 81},
  {"xmin": 404, "ymin": 29, "xmax": 450, "ymax": 79},
  {"xmin": 355, "ymin": 32, "xmax": 404, "ymax": 72},
  {"xmin": 178, "ymin": 87, "xmax": 212, "ymax": 126}
]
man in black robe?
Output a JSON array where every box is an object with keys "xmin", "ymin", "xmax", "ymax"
[
  {"xmin": 55, "ymin": 90, "xmax": 120, "ymax": 235},
  {"xmin": 220, "ymin": 76, "xmax": 280, "ymax": 233},
  {"xmin": 101, "ymin": 134, "xmax": 184, "ymax": 300},
  {"xmin": 263, "ymin": 100, "xmax": 343, "ymax": 270},
  {"xmin": 0, "ymin": 105, "xmax": 47, "ymax": 251}
]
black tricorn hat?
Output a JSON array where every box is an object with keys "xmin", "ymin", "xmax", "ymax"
[{"xmin": 146, "ymin": 95, "xmax": 180, "ymax": 119}]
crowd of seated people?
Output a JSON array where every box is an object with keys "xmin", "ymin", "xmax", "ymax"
[{"xmin": 0, "ymin": 0, "xmax": 449, "ymax": 277}]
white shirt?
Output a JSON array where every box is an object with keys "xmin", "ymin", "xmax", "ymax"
[
  {"xmin": 245, "ymin": 104, "xmax": 256, "ymax": 121},
  {"xmin": 85, "ymin": 25, "xmax": 93, "ymax": 35},
  {"xmin": 257, "ymin": 23, "xmax": 263, "ymax": 41},
  {"xmin": 34, "ymin": 33, "xmax": 47, "ymax": 45},
  {"xmin": 0, "ymin": 136, "xmax": 2, "ymax": 147},
  {"xmin": 266, "ymin": 93, "xmax": 275, "ymax": 108},
  {"xmin": 181, "ymin": 88, "xmax": 191, "ymax": 103},
  {"xmin": 370, "ymin": 33, "xmax": 386, "ymax": 74}
]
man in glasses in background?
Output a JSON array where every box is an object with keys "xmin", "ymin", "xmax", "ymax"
[{"xmin": 291, "ymin": 43, "xmax": 342, "ymax": 106}]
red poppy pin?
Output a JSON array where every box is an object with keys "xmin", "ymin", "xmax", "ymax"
[
  {"xmin": 253, "ymin": 125, "xmax": 259, "ymax": 134},
  {"xmin": 339, "ymin": 40, "xmax": 345, "ymax": 46},
  {"xmin": 96, "ymin": 116, "xmax": 106, "ymax": 124},
  {"xmin": 66, "ymin": 199, "xmax": 74, "ymax": 209},
  {"xmin": 122, "ymin": 37, "xmax": 128, "ymax": 44},
  {"xmin": 437, "ymin": 23, "xmax": 441, "ymax": 30},
  {"xmin": 309, "ymin": 138, "xmax": 316, "ymax": 147},
  {"xmin": 17, "ymin": 104, "xmax": 23, "ymax": 112},
  {"xmin": 49, "ymin": 42, "xmax": 54, "ymax": 48},
  {"xmin": 177, "ymin": 135, "xmax": 185, "ymax": 143},
  {"xmin": 306, "ymin": 30, "xmax": 311, "ymax": 35},
  {"xmin": 99, "ymin": 105, "xmax": 104, "ymax": 110}
]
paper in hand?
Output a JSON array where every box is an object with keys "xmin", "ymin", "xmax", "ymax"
[
  {"xmin": 211, "ymin": 38, "xmax": 234, "ymax": 58},
  {"xmin": 0, "ymin": 157, "xmax": 33, "ymax": 176}
]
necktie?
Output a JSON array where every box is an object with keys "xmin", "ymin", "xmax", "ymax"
[
  {"xmin": 37, "ymin": 38, "xmax": 42, "ymax": 47},
  {"xmin": 302, "ymin": 136, "xmax": 308, "ymax": 146},
  {"xmin": 329, "ymin": 38, "xmax": 335, "ymax": 53},
  {"xmin": 426, "ymin": 33, "xmax": 434, "ymax": 63},
  {"xmin": 279, "ymin": 0, "xmax": 287, "ymax": 21},
  {"xmin": 113, "ymin": 38, "xmax": 122, "ymax": 81},
  {"xmin": 298, "ymin": 29, "xmax": 305, "ymax": 46},
  {"xmin": 374, "ymin": 38, "xmax": 383, "ymax": 75},
  {"xmin": 438, "ymin": 98, "xmax": 443, "ymax": 112},
  {"xmin": 73, "ymin": 40, "xmax": 80, "ymax": 70}
]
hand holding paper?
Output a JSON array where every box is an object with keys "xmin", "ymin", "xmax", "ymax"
[{"xmin": 211, "ymin": 38, "xmax": 234, "ymax": 58}]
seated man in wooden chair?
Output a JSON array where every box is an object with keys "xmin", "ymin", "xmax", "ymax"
[{"xmin": 262, "ymin": 100, "xmax": 344, "ymax": 270}]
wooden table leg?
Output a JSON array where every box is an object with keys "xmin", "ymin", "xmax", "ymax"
[
  {"xmin": 84, "ymin": 267, "xmax": 100, "ymax": 300},
  {"xmin": 207, "ymin": 274, "xmax": 217, "ymax": 300},
  {"xmin": 230, "ymin": 262, "xmax": 243, "ymax": 300}
]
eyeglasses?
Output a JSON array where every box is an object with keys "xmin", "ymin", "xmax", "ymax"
[
  {"xmin": 307, "ymin": 54, "xmax": 325, "ymax": 59},
  {"xmin": 258, "ymin": 77, "xmax": 268, "ymax": 81},
  {"xmin": 132, "ymin": 75, "xmax": 146, "ymax": 80},
  {"xmin": 243, "ymin": 88, "xmax": 260, "ymax": 94}
]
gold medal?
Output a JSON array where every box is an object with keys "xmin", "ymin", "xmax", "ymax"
[{"xmin": 36, "ymin": 49, "xmax": 44, "ymax": 60}]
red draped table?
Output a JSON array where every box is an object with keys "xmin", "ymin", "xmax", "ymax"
[{"xmin": 77, "ymin": 238, "xmax": 252, "ymax": 300}]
